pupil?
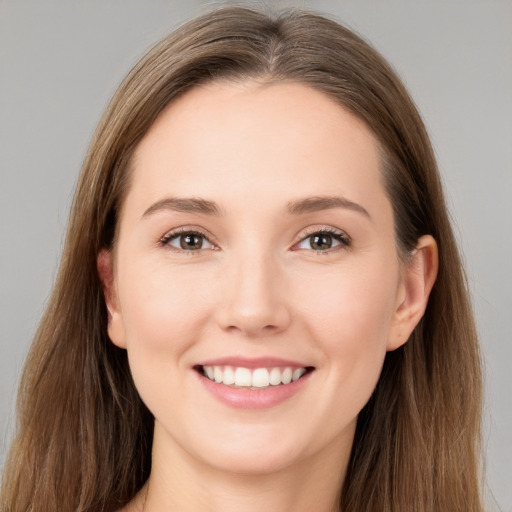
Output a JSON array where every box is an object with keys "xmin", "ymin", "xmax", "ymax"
[
  {"xmin": 311, "ymin": 234, "xmax": 332, "ymax": 251},
  {"xmin": 180, "ymin": 234, "xmax": 202, "ymax": 250}
]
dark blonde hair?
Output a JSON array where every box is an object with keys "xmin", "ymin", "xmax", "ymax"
[{"xmin": 1, "ymin": 6, "xmax": 483, "ymax": 512}]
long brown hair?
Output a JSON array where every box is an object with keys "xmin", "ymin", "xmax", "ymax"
[{"xmin": 1, "ymin": 6, "xmax": 483, "ymax": 511}]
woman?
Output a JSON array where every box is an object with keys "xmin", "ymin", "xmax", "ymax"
[{"xmin": 0, "ymin": 6, "xmax": 483, "ymax": 512}]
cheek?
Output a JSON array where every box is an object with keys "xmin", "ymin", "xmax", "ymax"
[
  {"xmin": 294, "ymin": 258, "xmax": 399, "ymax": 394},
  {"xmin": 119, "ymin": 261, "xmax": 208, "ymax": 349},
  {"xmin": 297, "ymin": 258, "xmax": 398, "ymax": 342},
  {"xmin": 116, "ymin": 260, "xmax": 215, "ymax": 411}
]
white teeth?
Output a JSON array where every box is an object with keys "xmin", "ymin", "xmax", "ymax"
[
  {"xmin": 201, "ymin": 365, "xmax": 309, "ymax": 388},
  {"xmin": 252, "ymin": 368, "xmax": 270, "ymax": 388},
  {"xmin": 281, "ymin": 367, "xmax": 293, "ymax": 385},
  {"xmin": 234, "ymin": 367, "xmax": 252, "ymax": 387},
  {"xmin": 222, "ymin": 366, "xmax": 235, "ymax": 385},
  {"xmin": 213, "ymin": 366, "xmax": 223, "ymax": 383},
  {"xmin": 292, "ymin": 368, "xmax": 306, "ymax": 382},
  {"xmin": 269, "ymin": 367, "xmax": 282, "ymax": 386}
]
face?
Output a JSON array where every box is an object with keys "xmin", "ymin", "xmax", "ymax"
[{"xmin": 100, "ymin": 82, "xmax": 430, "ymax": 476}]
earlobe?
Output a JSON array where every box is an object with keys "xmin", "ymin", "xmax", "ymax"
[
  {"xmin": 97, "ymin": 250, "xmax": 127, "ymax": 349},
  {"xmin": 387, "ymin": 235, "xmax": 438, "ymax": 351}
]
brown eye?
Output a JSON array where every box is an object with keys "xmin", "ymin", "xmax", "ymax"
[
  {"xmin": 179, "ymin": 234, "xmax": 204, "ymax": 250},
  {"xmin": 296, "ymin": 230, "xmax": 350, "ymax": 252},
  {"xmin": 310, "ymin": 234, "xmax": 333, "ymax": 251},
  {"xmin": 164, "ymin": 231, "xmax": 213, "ymax": 251}
]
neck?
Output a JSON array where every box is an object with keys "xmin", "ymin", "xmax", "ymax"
[{"xmin": 138, "ymin": 421, "xmax": 353, "ymax": 512}]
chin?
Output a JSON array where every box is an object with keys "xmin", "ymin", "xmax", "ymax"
[
  {"xmin": 203, "ymin": 445, "xmax": 302, "ymax": 476},
  {"xmin": 187, "ymin": 422, "xmax": 322, "ymax": 477}
]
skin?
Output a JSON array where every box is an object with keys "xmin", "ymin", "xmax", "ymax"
[{"xmin": 98, "ymin": 82, "xmax": 438, "ymax": 512}]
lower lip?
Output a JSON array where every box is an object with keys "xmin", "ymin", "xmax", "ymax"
[{"xmin": 196, "ymin": 371, "xmax": 313, "ymax": 409}]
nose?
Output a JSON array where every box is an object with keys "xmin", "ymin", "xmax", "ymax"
[{"xmin": 215, "ymin": 251, "xmax": 292, "ymax": 338}]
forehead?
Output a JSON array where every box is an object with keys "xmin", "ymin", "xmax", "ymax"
[{"xmin": 127, "ymin": 81, "xmax": 390, "ymax": 219}]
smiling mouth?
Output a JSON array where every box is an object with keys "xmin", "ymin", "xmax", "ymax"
[{"xmin": 195, "ymin": 365, "xmax": 315, "ymax": 389}]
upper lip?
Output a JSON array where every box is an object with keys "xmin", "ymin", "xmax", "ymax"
[{"xmin": 195, "ymin": 356, "xmax": 313, "ymax": 369}]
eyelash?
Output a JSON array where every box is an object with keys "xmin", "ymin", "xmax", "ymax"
[
  {"xmin": 294, "ymin": 227, "xmax": 351, "ymax": 255},
  {"xmin": 158, "ymin": 227, "xmax": 351, "ymax": 255},
  {"xmin": 158, "ymin": 228, "xmax": 216, "ymax": 254}
]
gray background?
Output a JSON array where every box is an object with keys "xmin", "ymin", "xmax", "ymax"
[{"xmin": 1, "ymin": 1, "xmax": 510, "ymax": 510}]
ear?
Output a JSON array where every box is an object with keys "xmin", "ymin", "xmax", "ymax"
[
  {"xmin": 97, "ymin": 249, "xmax": 127, "ymax": 349},
  {"xmin": 387, "ymin": 235, "xmax": 438, "ymax": 351}
]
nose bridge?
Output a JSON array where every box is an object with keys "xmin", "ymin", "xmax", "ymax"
[{"xmin": 218, "ymin": 242, "xmax": 290, "ymax": 336}]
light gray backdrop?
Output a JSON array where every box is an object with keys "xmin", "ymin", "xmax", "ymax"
[{"xmin": 1, "ymin": 1, "xmax": 511, "ymax": 510}]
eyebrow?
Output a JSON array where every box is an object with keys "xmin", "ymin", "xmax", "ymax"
[
  {"xmin": 287, "ymin": 196, "xmax": 371, "ymax": 218},
  {"xmin": 141, "ymin": 195, "xmax": 370, "ymax": 219},
  {"xmin": 142, "ymin": 197, "xmax": 223, "ymax": 218}
]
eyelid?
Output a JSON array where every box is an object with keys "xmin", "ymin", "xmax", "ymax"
[
  {"xmin": 157, "ymin": 224, "xmax": 351, "ymax": 253},
  {"xmin": 291, "ymin": 225, "xmax": 352, "ymax": 252},
  {"xmin": 158, "ymin": 226, "xmax": 219, "ymax": 251}
]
